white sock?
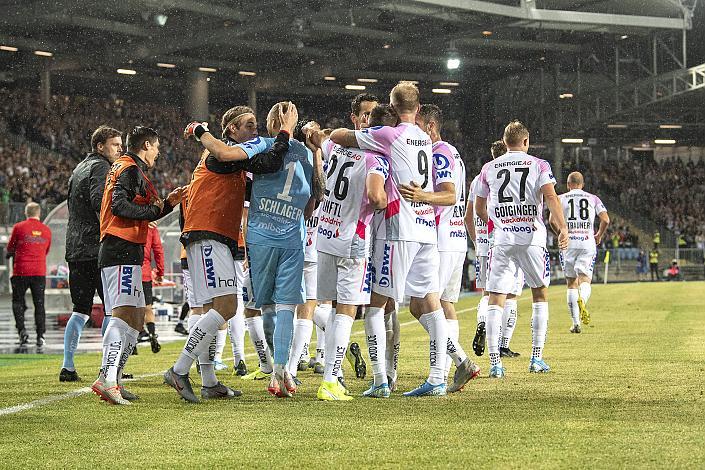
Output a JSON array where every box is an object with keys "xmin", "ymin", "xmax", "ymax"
[
  {"xmin": 199, "ymin": 335, "xmax": 218, "ymax": 387},
  {"xmin": 100, "ymin": 317, "xmax": 129, "ymax": 384},
  {"xmin": 445, "ymin": 318, "xmax": 467, "ymax": 371},
  {"xmin": 384, "ymin": 307, "xmax": 400, "ymax": 382},
  {"xmin": 214, "ymin": 329, "xmax": 227, "ymax": 362},
  {"xmin": 486, "ymin": 305, "xmax": 503, "ymax": 367},
  {"xmin": 187, "ymin": 313, "xmax": 201, "ymax": 333},
  {"xmin": 173, "ymin": 309, "xmax": 225, "ymax": 375},
  {"xmin": 579, "ymin": 283, "xmax": 592, "ymax": 305},
  {"xmin": 228, "ymin": 308, "xmax": 246, "ymax": 365},
  {"xmin": 315, "ymin": 325, "xmax": 325, "ymax": 364},
  {"xmin": 117, "ymin": 326, "xmax": 139, "ymax": 385},
  {"xmin": 287, "ymin": 319, "xmax": 313, "ymax": 376},
  {"xmin": 531, "ymin": 302, "xmax": 549, "ymax": 360},
  {"xmin": 365, "ymin": 307, "xmax": 387, "ymax": 386},
  {"xmin": 245, "ymin": 316, "xmax": 273, "ymax": 374},
  {"xmin": 567, "ymin": 289, "xmax": 579, "ymax": 326},
  {"xmin": 418, "ymin": 309, "xmax": 448, "ymax": 386},
  {"xmin": 501, "ymin": 299, "xmax": 518, "ymax": 349},
  {"xmin": 477, "ymin": 296, "xmax": 489, "ymax": 324},
  {"xmin": 324, "ymin": 314, "xmax": 354, "ymax": 382}
]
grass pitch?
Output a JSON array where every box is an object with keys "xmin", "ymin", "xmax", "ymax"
[{"xmin": 1, "ymin": 282, "xmax": 704, "ymax": 469}]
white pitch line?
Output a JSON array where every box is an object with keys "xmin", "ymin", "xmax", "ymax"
[{"xmin": 0, "ymin": 303, "xmax": 480, "ymax": 416}]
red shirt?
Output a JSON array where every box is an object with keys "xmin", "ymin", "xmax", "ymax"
[
  {"xmin": 142, "ymin": 225, "xmax": 165, "ymax": 282},
  {"xmin": 7, "ymin": 218, "xmax": 52, "ymax": 277}
]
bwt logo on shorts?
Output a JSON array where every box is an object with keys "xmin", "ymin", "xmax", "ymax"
[
  {"xmin": 203, "ymin": 245, "xmax": 216, "ymax": 288},
  {"xmin": 120, "ymin": 266, "xmax": 133, "ymax": 294},
  {"xmin": 378, "ymin": 243, "xmax": 392, "ymax": 288},
  {"xmin": 502, "ymin": 225, "xmax": 537, "ymax": 234}
]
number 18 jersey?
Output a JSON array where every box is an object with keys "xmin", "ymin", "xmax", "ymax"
[
  {"xmin": 355, "ymin": 122, "xmax": 436, "ymax": 244},
  {"xmin": 477, "ymin": 150, "xmax": 556, "ymax": 248},
  {"xmin": 560, "ymin": 189, "xmax": 606, "ymax": 251},
  {"xmin": 317, "ymin": 139, "xmax": 389, "ymax": 259}
]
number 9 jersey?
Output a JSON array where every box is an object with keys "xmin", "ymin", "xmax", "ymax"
[
  {"xmin": 559, "ymin": 189, "xmax": 606, "ymax": 251},
  {"xmin": 355, "ymin": 123, "xmax": 436, "ymax": 244},
  {"xmin": 477, "ymin": 150, "xmax": 556, "ymax": 248}
]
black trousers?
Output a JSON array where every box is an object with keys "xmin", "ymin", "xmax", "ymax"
[
  {"xmin": 68, "ymin": 260, "xmax": 104, "ymax": 316},
  {"xmin": 11, "ymin": 276, "xmax": 46, "ymax": 336},
  {"xmin": 650, "ymin": 263, "xmax": 660, "ymax": 281}
]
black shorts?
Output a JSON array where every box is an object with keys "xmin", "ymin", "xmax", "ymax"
[
  {"xmin": 68, "ymin": 260, "xmax": 104, "ymax": 316},
  {"xmin": 143, "ymin": 281, "xmax": 153, "ymax": 306}
]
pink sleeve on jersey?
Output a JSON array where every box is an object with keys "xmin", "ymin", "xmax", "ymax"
[
  {"xmin": 594, "ymin": 195, "xmax": 607, "ymax": 214},
  {"xmin": 355, "ymin": 125, "xmax": 404, "ymax": 155},
  {"xmin": 322, "ymin": 139, "xmax": 335, "ymax": 161},
  {"xmin": 365, "ymin": 151, "xmax": 389, "ymax": 180},
  {"xmin": 536, "ymin": 158, "xmax": 557, "ymax": 187},
  {"xmin": 476, "ymin": 164, "xmax": 490, "ymax": 198},
  {"xmin": 432, "ymin": 143, "xmax": 455, "ymax": 187}
]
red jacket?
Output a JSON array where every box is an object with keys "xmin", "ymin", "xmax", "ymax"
[
  {"xmin": 7, "ymin": 218, "xmax": 52, "ymax": 277},
  {"xmin": 142, "ymin": 225, "xmax": 164, "ymax": 282}
]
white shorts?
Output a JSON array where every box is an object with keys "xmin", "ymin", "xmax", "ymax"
[
  {"xmin": 186, "ymin": 240, "xmax": 236, "ymax": 306},
  {"xmin": 182, "ymin": 268, "xmax": 203, "ymax": 308},
  {"xmin": 317, "ymin": 251, "xmax": 371, "ymax": 305},
  {"xmin": 487, "ymin": 244, "xmax": 550, "ymax": 293},
  {"xmin": 475, "ymin": 255, "xmax": 488, "ymax": 290},
  {"xmin": 101, "ymin": 265, "xmax": 145, "ymax": 315},
  {"xmin": 560, "ymin": 249, "xmax": 596, "ymax": 279},
  {"xmin": 510, "ymin": 267, "xmax": 525, "ymax": 297},
  {"xmin": 371, "ymin": 239, "xmax": 440, "ymax": 302},
  {"xmin": 303, "ymin": 261, "xmax": 317, "ymax": 301},
  {"xmin": 439, "ymin": 251, "xmax": 465, "ymax": 303}
]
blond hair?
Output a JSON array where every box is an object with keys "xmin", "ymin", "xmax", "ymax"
[
  {"xmin": 567, "ymin": 171, "xmax": 584, "ymax": 187},
  {"xmin": 221, "ymin": 106, "xmax": 255, "ymax": 138},
  {"xmin": 25, "ymin": 202, "xmax": 40, "ymax": 218},
  {"xmin": 503, "ymin": 120, "xmax": 529, "ymax": 146},
  {"xmin": 390, "ymin": 82, "xmax": 420, "ymax": 114}
]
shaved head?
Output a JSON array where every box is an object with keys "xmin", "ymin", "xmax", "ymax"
[{"xmin": 567, "ymin": 171, "xmax": 584, "ymax": 189}]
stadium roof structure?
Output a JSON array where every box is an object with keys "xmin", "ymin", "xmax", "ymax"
[{"xmin": 0, "ymin": 0, "xmax": 701, "ymax": 143}]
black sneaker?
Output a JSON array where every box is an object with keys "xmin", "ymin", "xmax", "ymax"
[
  {"xmin": 18, "ymin": 330, "xmax": 29, "ymax": 346},
  {"xmin": 174, "ymin": 323, "xmax": 189, "ymax": 335},
  {"xmin": 297, "ymin": 360, "xmax": 309, "ymax": 372},
  {"xmin": 59, "ymin": 368, "xmax": 80, "ymax": 382},
  {"xmin": 137, "ymin": 331, "xmax": 150, "ymax": 343},
  {"xmin": 499, "ymin": 347, "xmax": 520, "ymax": 358},
  {"xmin": 36, "ymin": 336, "xmax": 45, "ymax": 347},
  {"xmin": 235, "ymin": 360, "xmax": 248, "ymax": 377},
  {"xmin": 347, "ymin": 342, "xmax": 367, "ymax": 379},
  {"xmin": 472, "ymin": 322, "xmax": 486, "ymax": 357},
  {"xmin": 149, "ymin": 334, "xmax": 161, "ymax": 353},
  {"xmin": 293, "ymin": 376, "xmax": 302, "ymax": 386}
]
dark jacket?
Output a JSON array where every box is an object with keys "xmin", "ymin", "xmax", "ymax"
[
  {"xmin": 98, "ymin": 153, "xmax": 174, "ymax": 268},
  {"xmin": 65, "ymin": 152, "xmax": 111, "ymax": 262}
]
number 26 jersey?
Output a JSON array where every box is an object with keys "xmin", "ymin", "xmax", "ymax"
[
  {"xmin": 317, "ymin": 139, "xmax": 389, "ymax": 259},
  {"xmin": 477, "ymin": 150, "xmax": 556, "ymax": 248}
]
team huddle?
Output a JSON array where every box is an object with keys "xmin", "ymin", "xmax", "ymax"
[{"xmin": 60, "ymin": 82, "xmax": 610, "ymax": 404}]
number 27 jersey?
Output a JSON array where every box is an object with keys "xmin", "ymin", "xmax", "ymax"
[
  {"xmin": 317, "ymin": 139, "xmax": 389, "ymax": 259},
  {"xmin": 477, "ymin": 150, "xmax": 556, "ymax": 248}
]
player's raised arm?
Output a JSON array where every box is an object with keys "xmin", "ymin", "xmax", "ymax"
[
  {"xmin": 399, "ymin": 181, "xmax": 455, "ymax": 206},
  {"xmin": 329, "ymin": 128, "xmax": 359, "ymax": 148},
  {"xmin": 542, "ymin": 183, "xmax": 568, "ymax": 250}
]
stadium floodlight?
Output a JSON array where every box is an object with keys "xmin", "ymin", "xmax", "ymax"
[
  {"xmin": 357, "ymin": 78, "xmax": 378, "ymax": 83},
  {"xmin": 157, "ymin": 63, "xmax": 176, "ymax": 68},
  {"xmin": 198, "ymin": 67, "xmax": 217, "ymax": 73},
  {"xmin": 432, "ymin": 88, "xmax": 452, "ymax": 94},
  {"xmin": 659, "ymin": 124, "xmax": 682, "ymax": 129},
  {"xmin": 345, "ymin": 84, "xmax": 366, "ymax": 90},
  {"xmin": 482, "ymin": 31, "xmax": 492, "ymax": 36},
  {"xmin": 34, "ymin": 50, "xmax": 53, "ymax": 57},
  {"xmin": 0, "ymin": 45, "xmax": 18, "ymax": 52},
  {"xmin": 117, "ymin": 69, "xmax": 137, "ymax": 75},
  {"xmin": 383, "ymin": 44, "xmax": 391, "ymax": 49},
  {"xmin": 324, "ymin": 76, "xmax": 336, "ymax": 81},
  {"xmin": 561, "ymin": 138, "xmax": 584, "ymax": 144},
  {"xmin": 447, "ymin": 58, "xmax": 460, "ymax": 70},
  {"xmin": 559, "ymin": 93, "xmax": 574, "ymax": 99},
  {"xmin": 621, "ymin": 34, "xmax": 629, "ymax": 40},
  {"xmin": 154, "ymin": 14, "xmax": 168, "ymax": 26},
  {"xmin": 607, "ymin": 124, "xmax": 628, "ymax": 128},
  {"xmin": 654, "ymin": 139, "xmax": 676, "ymax": 145},
  {"xmin": 439, "ymin": 82, "xmax": 459, "ymax": 86},
  {"xmin": 238, "ymin": 71, "xmax": 256, "ymax": 76}
]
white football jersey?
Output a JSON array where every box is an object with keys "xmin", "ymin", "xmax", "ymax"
[
  {"xmin": 355, "ymin": 123, "xmax": 436, "ymax": 244},
  {"xmin": 316, "ymin": 139, "xmax": 389, "ymax": 259},
  {"xmin": 469, "ymin": 175, "xmax": 490, "ymax": 256},
  {"xmin": 560, "ymin": 189, "xmax": 606, "ymax": 251},
  {"xmin": 433, "ymin": 141, "xmax": 467, "ymax": 253},
  {"xmin": 477, "ymin": 150, "xmax": 556, "ymax": 247},
  {"xmin": 304, "ymin": 206, "xmax": 319, "ymax": 262}
]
